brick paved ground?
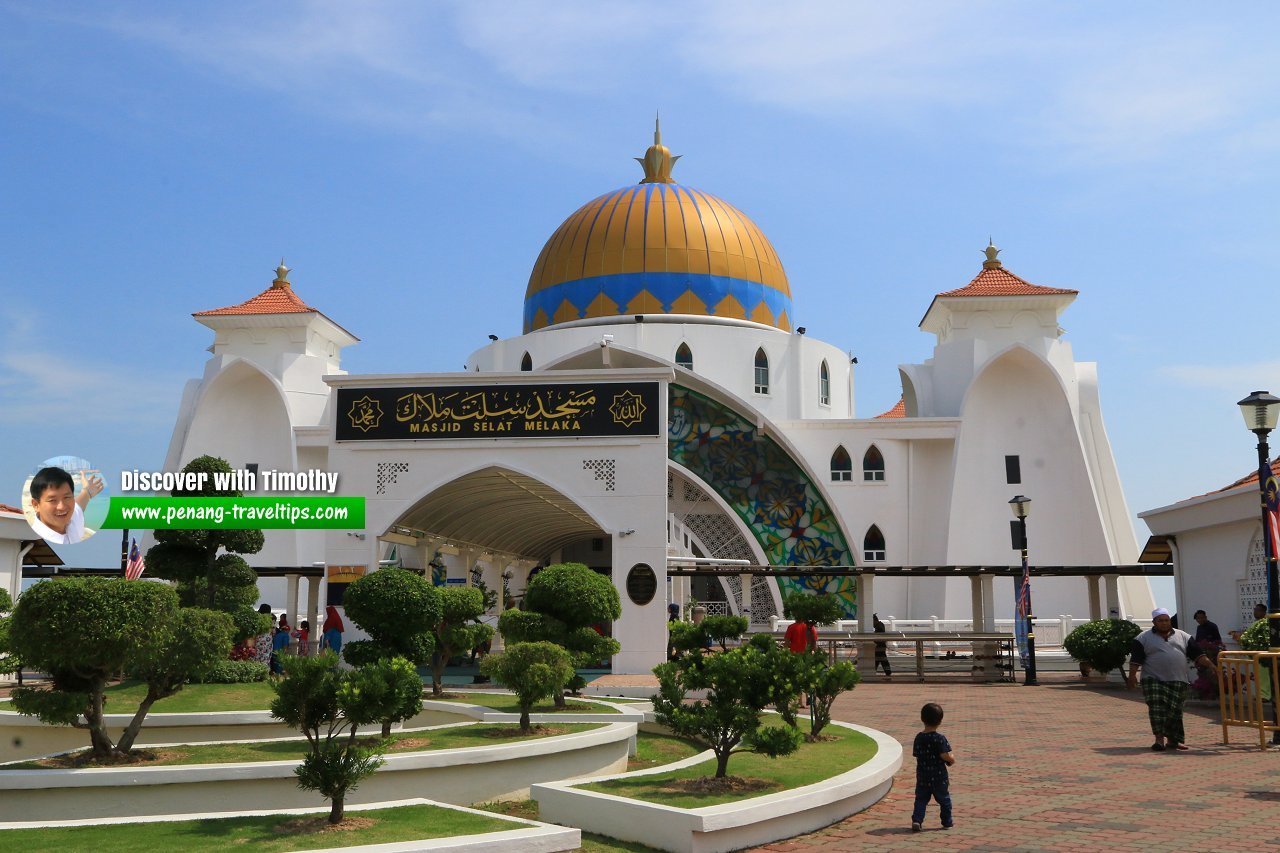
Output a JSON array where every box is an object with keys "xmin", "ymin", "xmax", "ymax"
[{"xmin": 752, "ymin": 673, "xmax": 1280, "ymax": 853}]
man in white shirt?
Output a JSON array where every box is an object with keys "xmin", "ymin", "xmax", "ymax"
[{"xmin": 28, "ymin": 466, "xmax": 103, "ymax": 545}]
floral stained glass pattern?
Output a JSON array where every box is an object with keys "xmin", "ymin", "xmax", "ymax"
[{"xmin": 668, "ymin": 385, "xmax": 857, "ymax": 617}]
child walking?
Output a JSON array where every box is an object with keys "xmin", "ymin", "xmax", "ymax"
[{"xmin": 911, "ymin": 702, "xmax": 955, "ymax": 832}]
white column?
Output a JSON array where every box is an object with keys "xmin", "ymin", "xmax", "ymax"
[
  {"xmin": 1103, "ymin": 574, "xmax": 1122, "ymax": 620},
  {"xmin": 969, "ymin": 576, "xmax": 984, "ymax": 632},
  {"xmin": 858, "ymin": 573, "xmax": 874, "ymax": 631},
  {"xmin": 285, "ymin": 573, "xmax": 301, "ymax": 654},
  {"xmin": 1087, "ymin": 576, "xmax": 1102, "ymax": 621},
  {"xmin": 738, "ymin": 572, "xmax": 752, "ymax": 622},
  {"xmin": 306, "ymin": 575, "xmax": 322, "ymax": 656},
  {"xmin": 979, "ymin": 575, "xmax": 995, "ymax": 631}
]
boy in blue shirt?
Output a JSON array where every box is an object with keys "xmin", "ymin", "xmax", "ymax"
[{"xmin": 911, "ymin": 702, "xmax": 955, "ymax": 832}]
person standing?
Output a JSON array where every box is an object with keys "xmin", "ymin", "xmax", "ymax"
[
  {"xmin": 784, "ymin": 617, "xmax": 818, "ymax": 708},
  {"xmin": 1126, "ymin": 608, "xmax": 1213, "ymax": 751},
  {"xmin": 1192, "ymin": 610, "xmax": 1224, "ymax": 662},
  {"xmin": 873, "ymin": 613, "xmax": 892, "ymax": 678},
  {"xmin": 911, "ymin": 702, "xmax": 955, "ymax": 832},
  {"xmin": 322, "ymin": 606, "xmax": 345, "ymax": 655}
]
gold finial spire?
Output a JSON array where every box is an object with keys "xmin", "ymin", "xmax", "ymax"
[
  {"xmin": 982, "ymin": 239, "xmax": 1002, "ymax": 270},
  {"xmin": 636, "ymin": 113, "xmax": 680, "ymax": 184},
  {"xmin": 273, "ymin": 259, "xmax": 292, "ymax": 288}
]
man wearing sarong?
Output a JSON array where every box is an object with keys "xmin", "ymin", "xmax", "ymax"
[{"xmin": 1126, "ymin": 608, "xmax": 1213, "ymax": 751}]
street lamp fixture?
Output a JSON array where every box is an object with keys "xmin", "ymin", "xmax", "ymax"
[
  {"xmin": 1009, "ymin": 495, "xmax": 1037, "ymax": 684},
  {"xmin": 1239, "ymin": 390, "xmax": 1280, "ymax": 651}
]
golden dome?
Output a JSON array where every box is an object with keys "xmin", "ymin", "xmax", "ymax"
[{"xmin": 523, "ymin": 125, "xmax": 792, "ymax": 333}]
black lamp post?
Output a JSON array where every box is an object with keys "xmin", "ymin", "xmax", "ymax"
[
  {"xmin": 1010, "ymin": 495, "xmax": 1037, "ymax": 685},
  {"xmin": 1239, "ymin": 390, "xmax": 1280, "ymax": 651}
]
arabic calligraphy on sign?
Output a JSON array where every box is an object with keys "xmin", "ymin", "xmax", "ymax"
[
  {"xmin": 609, "ymin": 390, "xmax": 646, "ymax": 428},
  {"xmin": 347, "ymin": 396, "xmax": 384, "ymax": 433},
  {"xmin": 395, "ymin": 388, "xmax": 598, "ymax": 427},
  {"xmin": 335, "ymin": 382, "xmax": 659, "ymax": 441}
]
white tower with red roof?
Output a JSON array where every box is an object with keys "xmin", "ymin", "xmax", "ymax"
[{"xmin": 158, "ymin": 263, "xmax": 358, "ymax": 566}]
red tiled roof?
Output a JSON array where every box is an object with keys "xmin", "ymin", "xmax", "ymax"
[
  {"xmin": 194, "ymin": 283, "xmax": 317, "ymax": 317},
  {"xmin": 0, "ymin": 503, "xmax": 24, "ymax": 514},
  {"xmin": 936, "ymin": 266, "xmax": 1078, "ymax": 298},
  {"xmin": 1215, "ymin": 455, "xmax": 1280, "ymax": 494},
  {"xmin": 874, "ymin": 398, "xmax": 906, "ymax": 419}
]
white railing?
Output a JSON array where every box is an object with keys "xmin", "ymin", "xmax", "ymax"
[{"xmin": 767, "ymin": 615, "xmax": 1153, "ymax": 651}]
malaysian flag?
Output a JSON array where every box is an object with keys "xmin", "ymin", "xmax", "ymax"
[
  {"xmin": 1263, "ymin": 461, "xmax": 1280, "ymax": 560},
  {"xmin": 125, "ymin": 538, "xmax": 146, "ymax": 580}
]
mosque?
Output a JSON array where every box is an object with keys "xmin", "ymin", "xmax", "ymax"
[{"xmin": 155, "ymin": 127, "xmax": 1154, "ymax": 673}]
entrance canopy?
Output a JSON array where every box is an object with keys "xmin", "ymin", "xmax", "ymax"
[{"xmin": 387, "ymin": 467, "xmax": 603, "ymax": 559}]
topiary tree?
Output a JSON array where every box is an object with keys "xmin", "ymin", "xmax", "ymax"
[
  {"xmin": 1063, "ymin": 618, "xmax": 1141, "ymax": 675},
  {"xmin": 743, "ymin": 633, "xmax": 807, "ymax": 727},
  {"xmin": 428, "ymin": 587, "xmax": 493, "ymax": 697},
  {"xmin": 8, "ymin": 577, "xmax": 232, "ymax": 760},
  {"xmin": 117, "ymin": 607, "xmax": 234, "ymax": 749},
  {"xmin": 479, "ymin": 641, "xmax": 573, "ymax": 732},
  {"xmin": 783, "ymin": 592, "xmax": 845, "ymax": 628},
  {"xmin": 143, "ymin": 455, "xmax": 267, "ymax": 641},
  {"xmin": 499, "ymin": 562, "xmax": 621, "ymax": 705},
  {"xmin": 271, "ymin": 652, "xmax": 420, "ymax": 824},
  {"xmin": 341, "ymin": 568, "xmax": 441, "ymax": 734},
  {"xmin": 0, "ymin": 588, "xmax": 14, "ymax": 676},
  {"xmin": 653, "ymin": 640, "xmax": 803, "ymax": 778},
  {"xmin": 342, "ymin": 568, "xmax": 441, "ymax": 668},
  {"xmin": 803, "ymin": 654, "xmax": 860, "ymax": 738}
]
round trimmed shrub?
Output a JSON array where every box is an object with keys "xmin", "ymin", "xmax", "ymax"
[
  {"xmin": 1063, "ymin": 618, "xmax": 1140, "ymax": 674},
  {"xmin": 191, "ymin": 659, "xmax": 269, "ymax": 683}
]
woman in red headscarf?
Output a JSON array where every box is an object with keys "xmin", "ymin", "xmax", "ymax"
[{"xmin": 322, "ymin": 605, "xmax": 345, "ymax": 654}]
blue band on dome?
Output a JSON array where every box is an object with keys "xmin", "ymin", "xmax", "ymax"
[{"xmin": 523, "ymin": 271, "xmax": 793, "ymax": 331}]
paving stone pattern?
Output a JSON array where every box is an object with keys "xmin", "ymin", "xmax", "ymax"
[{"xmin": 752, "ymin": 674, "xmax": 1280, "ymax": 852}]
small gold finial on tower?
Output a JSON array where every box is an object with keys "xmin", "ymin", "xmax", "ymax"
[
  {"xmin": 273, "ymin": 259, "xmax": 292, "ymax": 288},
  {"xmin": 636, "ymin": 113, "xmax": 680, "ymax": 184},
  {"xmin": 982, "ymin": 239, "xmax": 1002, "ymax": 270}
]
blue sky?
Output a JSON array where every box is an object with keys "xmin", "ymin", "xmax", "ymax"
[{"xmin": 3, "ymin": 2, "xmax": 1278, "ymax": 608}]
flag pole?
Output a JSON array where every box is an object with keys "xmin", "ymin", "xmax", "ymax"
[{"xmin": 120, "ymin": 528, "xmax": 129, "ymax": 572}]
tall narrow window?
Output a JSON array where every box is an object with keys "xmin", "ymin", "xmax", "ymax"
[
  {"xmin": 520, "ymin": 352, "xmax": 532, "ymax": 372},
  {"xmin": 819, "ymin": 360, "xmax": 830, "ymax": 406},
  {"xmin": 830, "ymin": 446, "xmax": 852, "ymax": 482},
  {"xmin": 863, "ymin": 445, "xmax": 885, "ymax": 481},
  {"xmin": 863, "ymin": 525, "xmax": 886, "ymax": 562},
  {"xmin": 1005, "ymin": 455, "xmax": 1021, "ymax": 484},
  {"xmin": 754, "ymin": 348, "xmax": 769, "ymax": 394},
  {"xmin": 675, "ymin": 342, "xmax": 693, "ymax": 370}
]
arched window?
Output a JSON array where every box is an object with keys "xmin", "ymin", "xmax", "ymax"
[
  {"xmin": 863, "ymin": 525, "xmax": 886, "ymax": 562},
  {"xmin": 819, "ymin": 360, "xmax": 830, "ymax": 406},
  {"xmin": 863, "ymin": 445, "xmax": 885, "ymax": 481},
  {"xmin": 520, "ymin": 352, "xmax": 532, "ymax": 372},
  {"xmin": 675, "ymin": 342, "xmax": 693, "ymax": 370},
  {"xmin": 830, "ymin": 446, "xmax": 852, "ymax": 481},
  {"xmin": 753, "ymin": 348, "xmax": 769, "ymax": 394}
]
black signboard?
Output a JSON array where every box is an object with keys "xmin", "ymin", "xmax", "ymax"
[
  {"xmin": 625, "ymin": 563, "xmax": 658, "ymax": 606},
  {"xmin": 336, "ymin": 382, "xmax": 661, "ymax": 441}
]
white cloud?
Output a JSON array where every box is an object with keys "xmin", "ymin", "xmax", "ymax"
[
  {"xmin": 0, "ymin": 308, "xmax": 183, "ymax": 427},
  {"xmin": 11, "ymin": 1, "xmax": 1280, "ymax": 170}
]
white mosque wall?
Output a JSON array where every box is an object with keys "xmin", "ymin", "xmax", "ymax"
[
  {"xmin": 467, "ymin": 320, "xmax": 855, "ymax": 421},
  {"xmin": 0, "ymin": 514, "xmax": 30, "ymax": 607},
  {"xmin": 1141, "ymin": 487, "xmax": 1262, "ymax": 638},
  {"xmin": 323, "ymin": 395, "xmax": 672, "ymax": 674}
]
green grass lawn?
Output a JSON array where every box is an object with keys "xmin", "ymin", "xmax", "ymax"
[
  {"xmin": 580, "ymin": 720, "xmax": 877, "ymax": 808},
  {"xmin": 430, "ymin": 694, "xmax": 622, "ymax": 714},
  {"xmin": 13, "ymin": 723, "xmax": 604, "ymax": 769},
  {"xmin": 627, "ymin": 730, "xmax": 704, "ymax": 771},
  {"xmin": 0, "ymin": 804, "xmax": 515, "ymax": 852},
  {"xmin": 100, "ymin": 681, "xmax": 278, "ymax": 713},
  {"xmin": 477, "ymin": 730, "xmax": 704, "ymax": 853}
]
